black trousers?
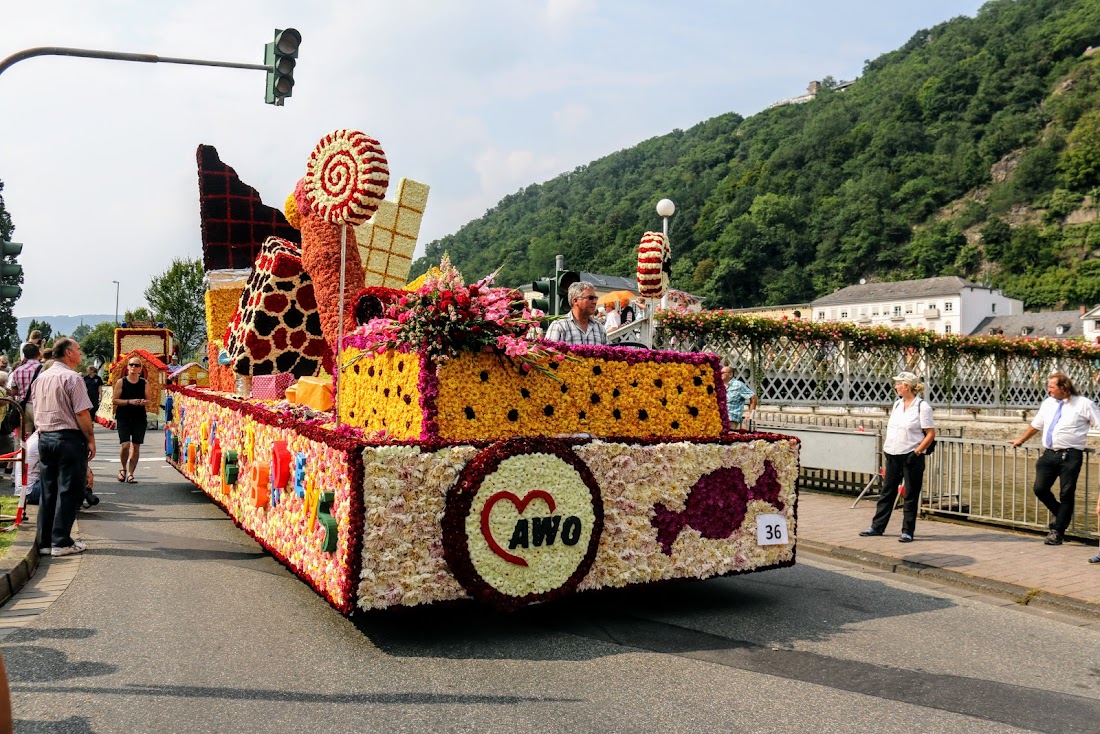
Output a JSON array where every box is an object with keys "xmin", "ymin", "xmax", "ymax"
[
  {"xmin": 36, "ymin": 430, "xmax": 88, "ymax": 549},
  {"xmin": 1033, "ymin": 448, "xmax": 1083, "ymax": 534},
  {"xmin": 871, "ymin": 451, "xmax": 925, "ymax": 536}
]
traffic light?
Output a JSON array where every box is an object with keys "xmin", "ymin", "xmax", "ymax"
[
  {"xmin": 556, "ymin": 270, "xmax": 580, "ymax": 316},
  {"xmin": 0, "ymin": 242, "xmax": 22, "ymax": 300},
  {"xmin": 530, "ymin": 277, "xmax": 554, "ymax": 315},
  {"xmin": 264, "ymin": 28, "xmax": 301, "ymax": 106}
]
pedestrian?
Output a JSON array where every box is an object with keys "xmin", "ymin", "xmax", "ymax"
[
  {"xmin": 33, "ymin": 337, "xmax": 96, "ymax": 557},
  {"xmin": 544, "ymin": 282, "xmax": 608, "ymax": 346},
  {"xmin": 860, "ymin": 371, "xmax": 936, "ymax": 543},
  {"xmin": 621, "ymin": 302, "xmax": 635, "ymax": 324},
  {"xmin": 6, "ymin": 342, "xmax": 43, "ymax": 437},
  {"xmin": 83, "ymin": 365, "xmax": 104, "ymax": 418},
  {"xmin": 1010, "ymin": 372, "xmax": 1100, "ymax": 546},
  {"xmin": 720, "ymin": 365, "xmax": 757, "ymax": 429},
  {"xmin": 19, "ymin": 429, "xmax": 40, "ymax": 505},
  {"xmin": 112, "ymin": 356, "xmax": 151, "ymax": 483},
  {"xmin": 604, "ymin": 305, "xmax": 621, "ymax": 331},
  {"xmin": 0, "ymin": 355, "xmax": 8, "ymax": 372}
]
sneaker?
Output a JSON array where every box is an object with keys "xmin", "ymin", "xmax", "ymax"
[
  {"xmin": 38, "ymin": 547, "xmax": 51, "ymax": 556},
  {"xmin": 1044, "ymin": 530, "xmax": 1064, "ymax": 546},
  {"xmin": 898, "ymin": 533, "xmax": 914, "ymax": 543},
  {"xmin": 859, "ymin": 528, "xmax": 882, "ymax": 537},
  {"xmin": 51, "ymin": 541, "xmax": 87, "ymax": 557},
  {"xmin": 1088, "ymin": 555, "xmax": 1100, "ymax": 564}
]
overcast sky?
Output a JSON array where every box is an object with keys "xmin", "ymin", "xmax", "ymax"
[{"xmin": 1, "ymin": 0, "xmax": 986, "ymax": 318}]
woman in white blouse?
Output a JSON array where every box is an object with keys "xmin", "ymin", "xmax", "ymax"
[{"xmin": 860, "ymin": 371, "xmax": 936, "ymax": 543}]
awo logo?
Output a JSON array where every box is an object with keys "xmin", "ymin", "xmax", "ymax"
[
  {"xmin": 443, "ymin": 439, "xmax": 603, "ymax": 609},
  {"xmin": 480, "ymin": 489, "xmax": 585, "ymax": 566}
]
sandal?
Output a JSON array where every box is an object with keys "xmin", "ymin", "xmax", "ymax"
[
  {"xmin": 125, "ymin": 473, "xmax": 137, "ymax": 484},
  {"xmin": 117, "ymin": 469, "xmax": 126, "ymax": 483}
]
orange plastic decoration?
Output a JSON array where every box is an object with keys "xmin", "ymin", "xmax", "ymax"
[{"xmin": 249, "ymin": 462, "xmax": 271, "ymax": 507}]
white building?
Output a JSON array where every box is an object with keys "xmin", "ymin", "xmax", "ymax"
[
  {"xmin": 810, "ymin": 276, "xmax": 1023, "ymax": 335},
  {"xmin": 1079, "ymin": 305, "xmax": 1100, "ymax": 344}
]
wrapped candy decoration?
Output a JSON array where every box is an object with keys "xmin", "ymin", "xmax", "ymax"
[{"xmin": 637, "ymin": 231, "xmax": 669, "ymax": 298}]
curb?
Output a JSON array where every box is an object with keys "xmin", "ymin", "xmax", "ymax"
[
  {"xmin": 798, "ymin": 539, "xmax": 1100, "ymax": 621},
  {"xmin": 0, "ymin": 506, "xmax": 38, "ymax": 608}
]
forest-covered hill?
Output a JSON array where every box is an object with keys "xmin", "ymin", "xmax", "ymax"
[{"xmin": 411, "ymin": 0, "xmax": 1100, "ymax": 310}]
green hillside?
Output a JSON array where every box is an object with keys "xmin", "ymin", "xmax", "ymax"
[{"xmin": 412, "ymin": 0, "xmax": 1100, "ymax": 310}]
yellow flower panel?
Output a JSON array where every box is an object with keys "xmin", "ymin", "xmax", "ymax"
[
  {"xmin": 435, "ymin": 352, "xmax": 723, "ymax": 441},
  {"xmin": 204, "ymin": 287, "xmax": 243, "ymax": 342},
  {"xmin": 339, "ymin": 348, "xmax": 422, "ymax": 439}
]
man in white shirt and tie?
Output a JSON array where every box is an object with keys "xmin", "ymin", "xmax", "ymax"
[{"xmin": 1011, "ymin": 372, "xmax": 1100, "ymax": 546}]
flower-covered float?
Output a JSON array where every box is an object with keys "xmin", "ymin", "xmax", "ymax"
[{"xmin": 167, "ymin": 129, "xmax": 799, "ymax": 614}]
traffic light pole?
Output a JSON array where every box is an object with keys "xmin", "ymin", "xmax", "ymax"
[{"xmin": 0, "ymin": 46, "xmax": 272, "ymax": 80}]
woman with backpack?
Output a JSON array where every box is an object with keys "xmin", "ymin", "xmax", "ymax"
[{"xmin": 859, "ymin": 371, "xmax": 936, "ymax": 543}]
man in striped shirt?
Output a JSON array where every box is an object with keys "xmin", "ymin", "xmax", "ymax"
[{"xmin": 545, "ymin": 282, "xmax": 608, "ymax": 346}]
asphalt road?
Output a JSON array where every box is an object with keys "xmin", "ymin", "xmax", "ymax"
[{"xmin": 4, "ymin": 432, "xmax": 1100, "ymax": 734}]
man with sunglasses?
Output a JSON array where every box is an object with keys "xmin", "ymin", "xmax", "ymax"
[
  {"xmin": 112, "ymin": 357, "xmax": 152, "ymax": 483},
  {"xmin": 544, "ymin": 281, "xmax": 608, "ymax": 346}
]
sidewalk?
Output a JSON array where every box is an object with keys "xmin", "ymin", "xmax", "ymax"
[{"xmin": 798, "ymin": 490, "xmax": 1100, "ymax": 619}]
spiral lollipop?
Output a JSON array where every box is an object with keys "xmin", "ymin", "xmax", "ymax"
[
  {"xmin": 304, "ymin": 129, "xmax": 390, "ymax": 226},
  {"xmin": 637, "ymin": 231, "xmax": 669, "ymax": 298}
]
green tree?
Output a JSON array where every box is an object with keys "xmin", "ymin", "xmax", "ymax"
[
  {"xmin": 143, "ymin": 257, "xmax": 205, "ymax": 359},
  {"xmin": 71, "ymin": 323, "xmax": 92, "ymax": 342},
  {"xmin": 79, "ymin": 321, "xmax": 116, "ymax": 366},
  {"xmin": 27, "ymin": 319, "xmax": 52, "ymax": 343},
  {"xmin": 124, "ymin": 307, "xmax": 156, "ymax": 324},
  {"xmin": 0, "ymin": 182, "xmax": 18, "ymax": 354}
]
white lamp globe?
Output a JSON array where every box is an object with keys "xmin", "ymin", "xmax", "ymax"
[{"xmin": 656, "ymin": 198, "xmax": 676, "ymax": 218}]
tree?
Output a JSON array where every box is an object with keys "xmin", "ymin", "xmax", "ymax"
[
  {"xmin": 143, "ymin": 257, "xmax": 205, "ymax": 359},
  {"xmin": 71, "ymin": 323, "xmax": 92, "ymax": 342},
  {"xmin": 27, "ymin": 319, "xmax": 52, "ymax": 343},
  {"xmin": 0, "ymin": 182, "xmax": 18, "ymax": 354},
  {"xmin": 124, "ymin": 307, "xmax": 156, "ymax": 324},
  {"xmin": 79, "ymin": 321, "xmax": 117, "ymax": 367}
]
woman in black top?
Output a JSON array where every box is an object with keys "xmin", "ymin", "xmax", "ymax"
[{"xmin": 112, "ymin": 358, "xmax": 152, "ymax": 483}]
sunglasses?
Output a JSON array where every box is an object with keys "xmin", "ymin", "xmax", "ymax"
[
  {"xmin": 128, "ymin": 364, "xmax": 141, "ymax": 368},
  {"xmin": 580, "ymin": 295, "xmax": 599, "ymax": 301}
]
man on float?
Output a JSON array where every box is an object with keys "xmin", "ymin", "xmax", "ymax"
[{"xmin": 545, "ymin": 282, "xmax": 608, "ymax": 346}]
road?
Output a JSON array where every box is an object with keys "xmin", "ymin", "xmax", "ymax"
[{"xmin": 3, "ymin": 432, "xmax": 1100, "ymax": 734}]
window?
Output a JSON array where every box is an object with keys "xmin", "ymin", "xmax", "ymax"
[
  {"xmin": 893, "ymin": 305, "xmax": 902, "ymax": 317},
  {"xmin": 944, "ymin": 301, "xmax": 954, "ymax": 312},
  {"xmin": 916, "ymin": 302, "xmax": 924, "ymax": 313},
  {"xmin": 944, "ymin": 324, "xmax": 952, "ymax": 334},
  {"xmin": 928, "ymin": 302, "xmax": 936, "ymax": 310},
  {"xmin": 905, "ymin": 303, "xmax": 914, "ymax": 315},
  {"xmin": 1056, "ymin": 325, "xmax": 1067, "ymax": 335},
  {"xmin": 829, "ymin": 309, "xmax": 836, "ymax": 320},
  {"xmin": 871, "ymin": 305, "xmax": 879, "ymax": 316},
  {"xmin": 817, "ymin": 311, "xmax": 825, "ymax": 320},
  {"xmin": 840, "ymin": 310, "xmax": 848, "ymax": 319},
  {"xmin": 858, "ymin": 306, "xmax": 867, "ymax": 316}
]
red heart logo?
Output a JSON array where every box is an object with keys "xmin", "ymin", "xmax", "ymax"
[{"xmin": 480, "ymin": 490, "xmax": 557, "ymax": 566}]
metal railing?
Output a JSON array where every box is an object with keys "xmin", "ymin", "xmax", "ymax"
[{"xmin": 924, "ymin": 438, "xmax": 1098, "ymax": 538}]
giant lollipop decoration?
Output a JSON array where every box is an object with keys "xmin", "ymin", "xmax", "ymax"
[
  {"xmin": 299, "ymin": 130, "xmax": 390, "ymax": 424},
  {"xmin": 637, "ymin": 231, "xmax": 669, "ymax": 299}
]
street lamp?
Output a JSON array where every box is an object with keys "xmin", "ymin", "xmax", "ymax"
[
  {"xmin": 112, "ymin": 280, "xmax": 119, "ymax": 325},
  {"xmin": 655, "ymin": 199, "xmax": 675, "ymax": 309}
]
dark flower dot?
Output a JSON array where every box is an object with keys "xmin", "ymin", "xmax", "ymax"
[
  {"xmin": 688, "ymin": 406, "xmax": 699, "ymax": 417},
  {"xmin": 654, "ymin": 378, "xmax": 663, "ymax": 388},
  {"xmin": 544, "ymin": 405, "xmax": 554, "ymax": 417},
  {"xmin": 578, "ymin": 410, "xmax": 587, "ymax": 420},
  {"xmin": 612, "ymin": 388, "xmax": 621, "ymax": 398},
  {"xmin": 671, "ymin": 421, "xmax": 680, "ymax": 429},
  {"xmin": 593, "ymin": 365, "xmax": 602, "ymax": 376},
  {"xmin": 508, "ymin": 409, "xmax": 519, "ymax": 421},
  {"xmin": 693, "ymin": 376, "xmax": 703, "ymax": 386},
  {"xmin": 479, "ymin": 370, "xmax": 489, "ymax": 382},
  {"xmin": 397, "ymin": 361, "xmax": 405, "ymax": 372},
  {"xmin": 464, "ymin": 406, "xmax": 476, "ymax": 420},
  {"xmin": 368, "ymin": 365, "xmax": 375, "ymax": 377},
  {"xmin": 613, "ymin": 408, "xmax": 622, "ymax": 420},
  {"xmin": 706, "ymin": 385, "xmax": 714, "ymax": 394},
  {"xmin": 549, "ymin": 361, "xmax": 559, "ymax": 370},
  {"xmin": 396, "ymin": 386, "xmax": 402, "ymax": 395},
  {"xmin": 630, "ymin": 380, "xmax": 638, "ymax": 388},
  {"xmin": 590, "ymin": 393, "xmax": 601, "ymax": 404},
  {"xmin": 560, "ymin": 384, "xmax": 568, "ymax": 393},
  {"xmin": 383, "ymin": 388, "xmax": 390, "ymax": 397},
  {"xmin": 521, "ymin": 388, "xmax": 531, "ymax": 399},
  {"xmin": 372, "ymin": 408, "xmax": 377, "ymax": 415},
  {"xmin": 638, "ymin": 409, "xmax": 648, "ymax": 420},
  {"xmin": 353, "ymin": 364, "xmax": 360, "ymax": 374},
  {"xmin": 676, "ymin": 385, "xmax": 683, "ymax": 394},
  {"xmin": 660, "ymin": 397, "xmax": 668, "ymax": 406},
  {"xmin": 349, "ymin": 410, "xmax": 355, "ymax": 419},
  {"xmin": 403, "ymin": 395, "xmax": 412, "ymax": 404}
]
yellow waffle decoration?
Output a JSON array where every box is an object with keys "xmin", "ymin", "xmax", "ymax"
[{"xmin": 353, "ymin": 178, "xmax": 430, "ymax": 289}]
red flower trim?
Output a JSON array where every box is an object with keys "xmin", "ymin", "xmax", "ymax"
[{"xmin": 441, "ymin": 437, "xmax": 604, "ymax": 612}]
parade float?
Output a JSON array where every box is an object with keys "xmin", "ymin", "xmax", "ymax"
[{"xmin": 166, "ymin": 130, "xmax": 799, "ymax": 614}]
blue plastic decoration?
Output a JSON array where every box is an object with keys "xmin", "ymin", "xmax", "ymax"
[{"xmin": 293, "ymin": 452, "xmax": 308, "ymax": 499}]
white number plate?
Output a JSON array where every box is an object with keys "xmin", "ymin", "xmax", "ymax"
[{"xmin": 756, "ymin": 514, "xmax": 790, "ymax": 545}]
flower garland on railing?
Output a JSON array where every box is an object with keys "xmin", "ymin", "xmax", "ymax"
[
  {"xmin": 657, "ymin": 311, "xmax": 1100, "ymax": 361},
  {"xmin": 343, "ymin": 256, "xmax": 564, "ymax": 376}
]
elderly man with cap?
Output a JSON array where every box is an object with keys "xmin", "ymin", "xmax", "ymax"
[
  {"xmin": 1011, "ymin": 372, "xmax": 1100, "ymax": 548},
  {"xmin": 859, "ymin": 371, "xmax": 936, "ymax": 543}
]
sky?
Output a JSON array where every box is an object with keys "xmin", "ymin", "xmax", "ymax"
[{"xmin": 1, "ymin": 0, "xmax": 987, "ymax": 319}]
